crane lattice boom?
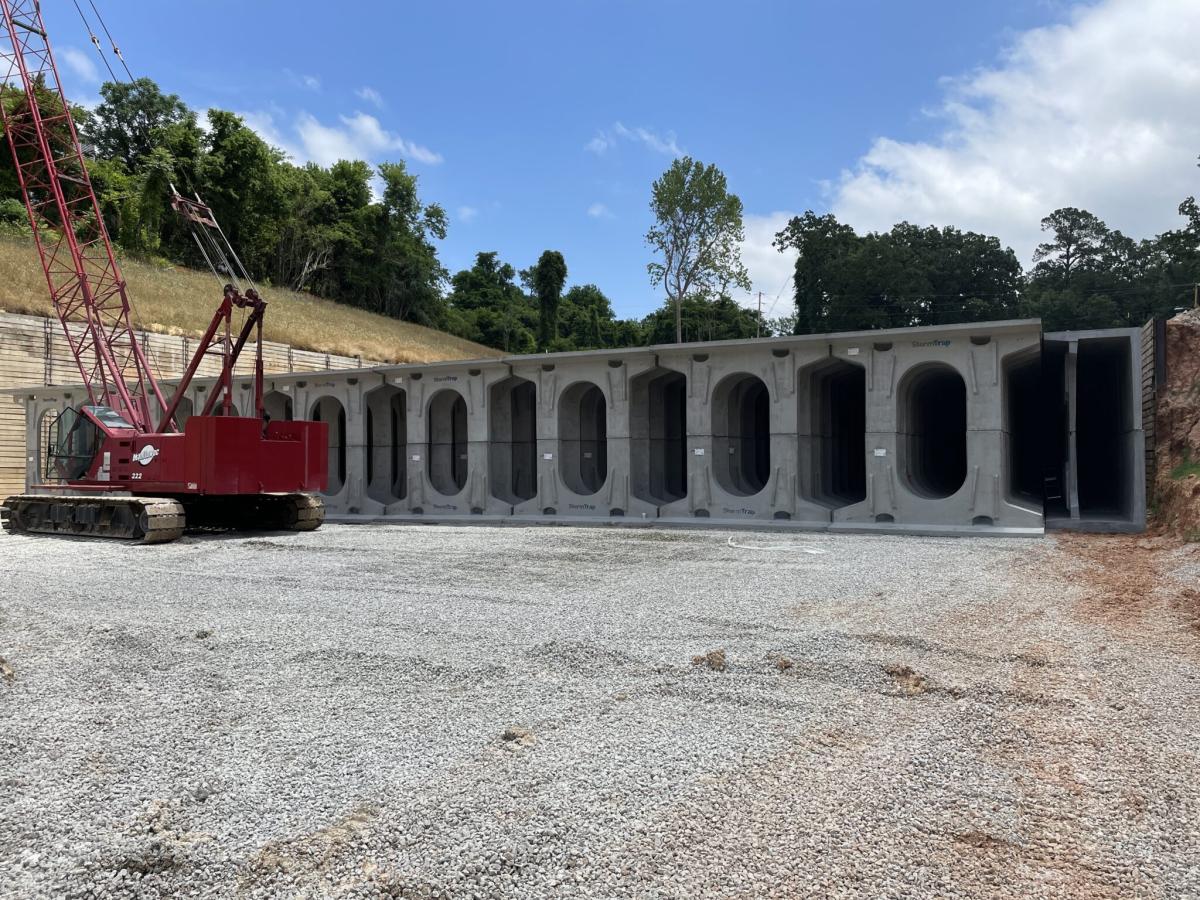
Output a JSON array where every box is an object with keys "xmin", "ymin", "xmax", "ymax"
[{"xmin": 0, "ymin": 0, "xmax": 165, "ymax": 432}]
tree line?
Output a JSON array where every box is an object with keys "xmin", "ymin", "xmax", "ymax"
[
  {"xmin": 2, "ymin": 76, "xmax": 1196, "ymax": 352},
  {"xmin": 774, "ymin": 203, "xmax": 1199, "ymax": 334}
]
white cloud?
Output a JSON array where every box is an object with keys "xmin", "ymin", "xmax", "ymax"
[
  {"xmin": 828, "ymin": 0, "xmax": 1200, "ymax": 265},
  {"xmin": 356, "ymin": 86, "xmax": 385, "ymax": 108},
  {"xmin": 289, "ymin": 111, "xmax": 443, "ymax": 166},
  {"xmin": 734, "ymin": 212, "xmax": 796, "ymax": 315},
  {"xmin": 586, "ymin": 121, "xmax": 683, "ymax": 157},
  {"xmin": 733, "ymin": 0, "xmax": 1200, "ymax": 316},
  {"xmin": 587, "ymin": 202, "xmax": 614, "ymax": 219},
  {"xmin": 457, "ymin": 205, "xmax": 479, "ymax": 223},
  {"xmin": 236, "ymin": 109, "xmax": 303, "ymax": 160},
  {"xmin": 61, "ymin": 47, "xmax": 99, "ymax": 84}
]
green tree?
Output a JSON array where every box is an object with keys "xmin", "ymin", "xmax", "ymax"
[
  {"xmin": 772, "ymin": 211, "xmax": 857, "ymax": 334},
  {"xmin": 774, "ymin": 213, "xmax": 1021, "ymax": 333},
  {"xmin": 641, "ymin": 293, "xmax": 761, "ymax": 344},
  {"xmin": 560, "ymin": 284, "xmax": 616, "ymax": 350},
  {"xmin": 1022, "ymin": 207, "xmax": 1156, "ymax": 329},
  {"xmin": 342, "ymin": 162, "xmax": 449, "ymax": 325},
  {"xmin": 195, "ymin": 109, "xmax": 285, "ymax": 275},
  {"xmin": 447, "ymin": 251, "xmax": 535, "ymax": 352},
  {"xmin": 1029, "ymin": 207, "xmax": 1110, "ymax": 287},
  {"xmin": 529, "ymin": 250, "xmax": 568, "ymax": 351},
  {"xmin": 82, "ymin": 78, "xmax": 193, "ymax": 171},
  {"xmin": 646, "ymin": 157, "xmax": 750, "ymax": 343}
]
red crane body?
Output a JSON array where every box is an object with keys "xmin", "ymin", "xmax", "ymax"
[{"xmin": 0, "ymin": 0, "xmax": 327, "ymax": 541}]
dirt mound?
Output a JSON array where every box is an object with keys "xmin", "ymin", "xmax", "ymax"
[
  {"xmin": 501, "ymin": 726, "xmax": 535, "ymax": 747},
  {"xmin": 883, "ymin": 663, "xmax": 928, "ymax": 696},
  {"xmin": 691, "ymin": 648, "xmax": 727, "ymax": 672},
  {"xmin": 1058, "ymin": 533, "xmax": 1200, "ymax": 636},
  {"xmin": 1153, "ymin": 310, "xmax": 1200, "ymax": 540}
]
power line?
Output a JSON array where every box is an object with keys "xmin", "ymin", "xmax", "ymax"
[{"xmin": 764, "ymin": 273, "xmax": 792, "ymax": 320}]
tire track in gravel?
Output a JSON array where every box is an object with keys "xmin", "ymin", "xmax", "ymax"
[
  {"xmin": 582, "ymin": 536, "xmax": 1195, "ymax": 899},
  {"xmin": 968, "ymin": 535, "xmax": 1196, "ymax": 899}
]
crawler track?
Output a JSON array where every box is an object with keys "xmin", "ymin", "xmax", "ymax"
[
  {"xmin": 1, "ymin": 495, "xmax": 185, "ymax": 543},
  {"xmin": 1, "ymin": 493, "xmax": 324, "ymax": 543}
]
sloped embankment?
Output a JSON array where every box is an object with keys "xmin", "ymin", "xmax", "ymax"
[{"xmin": 1153, "ymin": 309, "xmax": 1200, "ymax": 539}]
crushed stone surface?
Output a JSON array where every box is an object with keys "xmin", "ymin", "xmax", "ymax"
[{"xmin": 1, "ymin": 524, "xmax": 1198, "ymax": 899}]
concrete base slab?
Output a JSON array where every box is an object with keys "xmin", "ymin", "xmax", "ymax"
[
  {"xmin": 1045, "ymin": 516, "xmax": 1143, "ymax": 534},
  {"xmin": 327, "ymin": 513, "xmax": 1044, "ymax": 538}
]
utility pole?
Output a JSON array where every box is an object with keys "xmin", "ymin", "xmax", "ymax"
[{"xmin": 756, "ymin": 291, "xmax": 763, "ymax": 338}]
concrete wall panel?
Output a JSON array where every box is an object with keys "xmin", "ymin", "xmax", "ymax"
[{"xmin": 9, "ymin": 318, "xmax": 1145, "ymax": 535}]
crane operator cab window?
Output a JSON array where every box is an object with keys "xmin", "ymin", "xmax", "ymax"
[
  {"xmin": 85, "ymin": 406, "xmax": 135, "ymax": 432},
  {"xmin": 43, "ymin": 406, "xmax": 135, "ymax": 482},
  {"xmin": 44, "ymin": 408, "xmax": 100, "ymax": 481}
]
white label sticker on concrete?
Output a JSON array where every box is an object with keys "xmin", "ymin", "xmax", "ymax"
[
  {"xmin": 411, "ymin": 454, "xmax": 421, "ymax": 461},
  {"xmin": 874, "ymin": 448, "xmax": 887, "ymax": 456},
  {"xmin": 694, "ymin": 448, "xmax": 705, "ymax": 456},
  {"xmin": 847, "ymin": 347, "xmax": 859, "ymax": 355},
  {"xmin": 543, "ymin": 453, "xmax": 553, "ymax": 460}
]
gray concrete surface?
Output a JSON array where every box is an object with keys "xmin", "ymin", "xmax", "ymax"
[
  {"xmin": 15, "ymin": 318, "xmax": 1150, "ymax": 535},
  {"xmin": 1, "ymin": 525, "xmax": 1196, "ymax": 898}
]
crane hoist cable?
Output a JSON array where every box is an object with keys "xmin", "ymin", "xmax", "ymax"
[
  {"xmin": 170, "ymin": 185, "xmax": 259, "ymax": 349},
  {"xmin": 70, "ymin": 0, "xmax": 119, "ymax": 83},
  {"xmin": 86, "ymin": 0, "xmax": 133, "ymax": 81}
]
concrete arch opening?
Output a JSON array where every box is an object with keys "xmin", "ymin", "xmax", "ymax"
[
  {"xmin": 489, "ymin": 376, "xmax": 536, "ymax": 504},
  {"xmin": 559, "ymin": 382, "xmax": 607, "ymax": 496},
  {"xmin": 1003, "ymin": 349, "xmax": 1045, "ymax": 510},
  {"xmin": 712, "ymin": 373, "xmax": 770, "ymax": 497},
  {"xmin": 898, "ymin": 364, "xmax": 966, "ymax": 499},
  {"xmin": 264, "ymin": 391, "xmax": 293, "ymax": 423},
  {"xmin": 310, "ymin": 395, "xmax": 347, "ymax": 494},
  {"xmin": 631, "ymin": 367, "xmax": 687, "ymax": 505},
  {"xmin": 210, "ymin": 399, "xmax": 241, "ymax": 417},
  {"xmin": 802, "ymin": 360, "xmax": 865, "ymax": 507},
  {"xmin": 428, "ymin": 389, "xmax": 468, "ymax": 496},
  {"xmin": 366, "ymin": 385, "xmax": 407, "ymax": 503}
]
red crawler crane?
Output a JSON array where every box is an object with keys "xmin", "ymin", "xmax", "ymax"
[{"xmin": 0, "ymin": 0, "xmax": 327, "ymax": 542}]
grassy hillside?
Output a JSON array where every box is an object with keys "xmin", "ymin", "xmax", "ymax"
[{"xmin": 0, "ymin": 236, "xmax": 498, "ymax": 364}]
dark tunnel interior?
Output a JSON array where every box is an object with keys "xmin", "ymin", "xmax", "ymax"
[
  {"xmin": 631, "ymin": 369, "xmax": 687, "ymax": 505},
  {"xmin": 809, "ymin": 362, "xmax": 866, "ymax": 506},
  {"xmin": 713, "ymin": 374, "xmax": 770, "ymax": 497},
  {"xmin": 900, "ymin": 366, "xmax": 967, "ymax": 499}
]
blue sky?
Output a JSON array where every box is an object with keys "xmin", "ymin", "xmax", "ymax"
[{"xmin": 44, "ymin": 1, "xmax": 1200, "ymax": 320}]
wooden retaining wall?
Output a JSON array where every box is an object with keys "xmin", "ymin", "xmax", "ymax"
[
  {"xmin": 1141, "ymin": 319, "xmax": 1160, "ymax": 505},
  {"xmin": 0, "ymin": 310, "xmax": 368, "ymax": 497}
]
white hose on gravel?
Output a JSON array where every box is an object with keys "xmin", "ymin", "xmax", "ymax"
[{"xmin": 725, "ymin": 536, "xmax": 829, "ymax": 554}]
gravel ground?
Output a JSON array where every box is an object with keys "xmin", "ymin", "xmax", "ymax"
[{"xmin": 1, "ymin": 524, "xmax": 1198, "ymax": 899}]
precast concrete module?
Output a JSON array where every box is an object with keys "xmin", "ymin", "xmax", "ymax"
[{"xmin": 8, "ymin": 318, "xmax": 1149, "ymax": 535}]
